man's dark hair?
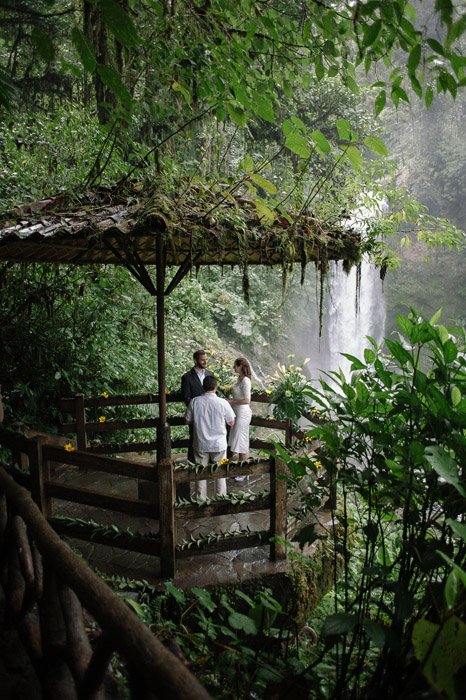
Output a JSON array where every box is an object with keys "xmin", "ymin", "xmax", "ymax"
[
  {"xmin": 193, "ymin": 349, "xmax": 207, "ymax": 362},
  {"xmin": 203, "ymin": 375, "xmax": 217, "ymax": 392}
]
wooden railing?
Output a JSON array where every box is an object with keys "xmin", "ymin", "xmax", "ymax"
[
  {"xmin": 0, "ymin": 464, "xmax": 210, "ymax": 699},
  {"xmin": 0, "ymin": 415, "xmax": 288, "ymax": 578},
  {"xmin": 57, "ymin": 390, "xmax": 291, "ymax": 455}
]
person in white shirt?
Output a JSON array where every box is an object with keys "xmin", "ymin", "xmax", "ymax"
[
  {"xmin": 185, "ymin": 375, "xmax": 235, "ymax": 499},
  {"xmin": 181, "ymin": 349, "xmax": 214, "ymax": 463}
]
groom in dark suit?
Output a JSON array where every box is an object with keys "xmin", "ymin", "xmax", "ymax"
[{"xmin": 181, "ymin": 349, "xmax": 214, "ymax": 462}]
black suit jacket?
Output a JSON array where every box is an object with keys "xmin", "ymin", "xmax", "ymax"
[{"xmin": 181, "ymin": 367, "xmax": 214, "ymax": 406}]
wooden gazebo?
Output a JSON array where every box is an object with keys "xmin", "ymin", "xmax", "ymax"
[{"xmin": 0, "ymin": 185, "xmax": 365, "ymax": 459}]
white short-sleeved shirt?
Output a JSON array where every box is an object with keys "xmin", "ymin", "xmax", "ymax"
[{"xmin": 185, "ymin": 393, "xmax": 235, "ymax": 452}]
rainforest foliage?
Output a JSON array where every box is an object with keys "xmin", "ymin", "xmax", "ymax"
[{"xmin": 0, "ymin": 3, "xmax": 465, "ymax": 698}]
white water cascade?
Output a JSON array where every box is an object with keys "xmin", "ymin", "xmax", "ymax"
[{"xmin": 306, "ymin": 260, "xmax": 386, "ymax": 382}]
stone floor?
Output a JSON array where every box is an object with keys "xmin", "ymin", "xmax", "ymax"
[{"xmin": 49, "ymin": 452, "xmax": 299, "ymax": 588}]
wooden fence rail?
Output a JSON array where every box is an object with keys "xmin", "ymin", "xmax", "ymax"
[
  {"xmin": 0, "ymin": 464, "xmax": 211, "ymax": 699},
  {"xmin": 0, "ymin": 419, "xmax": 288, "ymax": 578}
]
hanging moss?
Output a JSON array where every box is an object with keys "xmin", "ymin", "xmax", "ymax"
[
  {"xmin": 299, "ymin": 236, "xmax": 307, "ymax": 285},
  {"xmin": 355, "ymin": 262, "xmax": 361, "ymax": 316},
  {"xmin": 242, "ymin": 263, "xmax": 250, "ymax": 305}
]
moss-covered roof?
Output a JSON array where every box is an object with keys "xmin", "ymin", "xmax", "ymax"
[{"xmin": 0, "ymin": 186, "xmax": 364, "ymax": 268}]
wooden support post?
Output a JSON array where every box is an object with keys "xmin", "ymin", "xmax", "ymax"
[
  {"xmin": 75, "ymin": 394, "xmax": 87, "ymax": 451},
  {"xmin": 269, "ymin": 454, "xmax": 287, "ymax": 561},
  {"xmin": 285, "ymin": 419, "xmax": 293, "ymax": 449},
  {"xmin": 158, "ymin": 457, "xmax": 175, "ymax": 579},
  {"xmin": 29, "ymin": 436, "xmax": 49, "ymax": 515}
]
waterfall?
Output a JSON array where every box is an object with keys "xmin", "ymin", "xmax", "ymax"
[{"xmin": 305, "ymin": 261, "xmax": 386, "ymax": 382}]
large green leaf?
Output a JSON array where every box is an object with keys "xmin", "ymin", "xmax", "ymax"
[
  {"xmin": 284, "ymin": 132, "xmax": 311, "ymax": 159},
  {"xmin": 250, "ymin": 173, "xmax": 278, "ymax": 195},
  {"xmin": 323, "ymin": 613, "xmax": 358, "ymax": 638},
  {"xmin": 254, "ymin": 96, "xmax": 275, "ymax": 123},
  {"xmin": 412, "ymin": 617, "xmax": 466, "ymax": 700},
  {"xmin": 228, "ymin": 612, "xmax": 258, "ymax": 635},
  {"xmin": 97, "ymin": 65, "xmax": 133, "ymax": 109},
  {"xmin": 336, "ymin": 118, "xmax": 351, "ymax": 141},
  {"xmin": 31, "ymin": 28, "xmax": 56, "ymax": 63},
  {"xmin": 364, "ymin": 135, "xmax": 389, "ymax": 157},
  {"xmin": 99, "ymin": 0, "xmax": 142, "ymax": 48},
  {"xmin": 425, "ymin": 446, "xmax": 465, "ymax": 497},
  {"xmin": 311, "ymin": 129, "xmax": 331, "ymax": 153},
  {"xmin": 71, "ymin": 28, "xmax": 97, "ymax": 73},
  {"xmin": 363, "ymin": 20, "xmax": 382, "ymax": 48}
]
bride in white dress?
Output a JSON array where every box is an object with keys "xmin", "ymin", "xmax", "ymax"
[{"xmin": 228, "ymin": 358, "xmax": 252, "ymax": 480}]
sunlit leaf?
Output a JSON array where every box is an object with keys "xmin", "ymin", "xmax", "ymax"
[
  {"xmin": 285, "ymin": 132, "xmax": 311, "ymax": 159},
  {"xmin": 250, "ymin": 173, "xmax": 277, "ymax": 195},
  {"xmin": 311, "ymin": 129, "xmax": 331, "ymax": 153},
  {"xmin": 364, "ymin": 135, "xmax": 389, "ymax": 157}
]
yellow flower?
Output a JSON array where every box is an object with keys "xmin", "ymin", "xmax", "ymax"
[
  {"xmin": 311, "ymin": 408, "xmax": 320, "ymax": 414},
  {"xmin": 265, "ymin": 389, "xmax": 272, "ymax": 395},
  {"xmin": 220, "ymin": 458, "xmax": 229, "ymax": 464},
  {"xmin": 101, "ymin": 391, "xmax": 109, "ymax": 399},
  {"xmin": 98, "ymin": 415, "xmax": 106, "ymax": 423},
  {"xmin": 314, "ymin": 460, "xmax": 322, "ymax": 469},
  {"xmin": 165, "ymin": 389, "xmax": 171, "ymax": 395},
  {"xmin": 64, "ymin": 443, "xmax": 75, "ymax": 452},
  {"xmin": 305, "ymin": 436, "xmax": 312, "ymax": 442},
  {"xmin": 267, "ymin": 416, "xmax": 274, "ymax": 420}
]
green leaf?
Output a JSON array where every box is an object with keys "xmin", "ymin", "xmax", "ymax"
[
  {"xmin": 241, "ymin": 155, "xmax": 254, "ymax": 173},
  {"xmin": 323, "ymin": 613, "xmax": 358, "ymax": 638},
  {"xmin": 438, "ymin": 552, "xmax": 466, "ymax": 588},
  {"xmin": 99, "ymin": 0, "xmax": 141, "ymax": 48},
  {"xmin": 31, "ymin": 28, "xmax": 56, "ymax": 63},
  {"xmin": 340, "ymin": 353, "xmax": 365, "ymax": 370},
  {"xmin": 254, "ymin": 96, "xmax": 275, "ymax": 123},
  {"xmin": 336, "ymin": 118, "xmax": 351, "ymax": 141},
  {"xmin": 226, "ymin": 102, "xmax": 247, "ymax": 128},
  {"xmin": 344, "ymin": 145, "xmax": 364, "ymax": 168},
  {"xmin": 165, "ymin": 580, "xmax": 186, "ymax": 604},
  {"xmin": 385, "ymin": 338, "xmax": 413, "ymax": 366},
  {"xmin": 192, "ymin": 587, "xmax": 217, "ymax": 612},
  {"xmin": 228, "ymin": 612, "xmax": 258, "ymax": 635},
  {"xmin": 250, "ymin": 173, "xmax": 278, "ymax": 195},
  {"xmin": 363, "ymin": 19, "xmax": 382, "ymax": 48},
  {"xmin": 71, "ymin": 28, "xmax": 97, "ymax": 73},
  {"xmin": 429, "ymin": 308, "xmax": 443, "ymax": 325},
  {"xmin": 363, "ymin": 619, "xmax": 386, "ymax": 648},
  {"xmin": 375, "ymin": 89, "xmax": 387, "ymax": 116},
  {"xmin": 444, "ymin": 570, "xmax": 459, "ymax": 609},
  {"xmin": 311, "ymin": 129, "xmax": 331, "ymax": 153},
  {"xmin": 412, "ymin": 617, "xmax": 466, "ymax": 700},
  {"xmin": 408, "ymin": 44, "xmax": 422, "ymax": 73},
  {"xmin": 427, "ymin": 37, "xmax": 446, "ymax": 56},
  {"xmin": 446, "ymin": 518, "xmax": 466, "ymax": 542},
  {"xmin": 364, "ymin": 135, "xmax": 389, "ymax": 157},
  {"xmin": 425, "ymin": 446, "xmax": 465, "ymax": 497},
  {"xmin": 285, "ymin": 132, "xmax": 311, "ymax": 159},
  {"xmin": 97, "ymin": 65, "xmax": 133, "ymax": 109},
  {"xmin": 451, "ymin": 385, "xmax": 461, "ymax": 406},
  {"xmin": 122, "ymin": 596, "xmax": 145, "ymax": 618},
  {"xmin": 425, "ymin": 87, "xmax": 434, "ymax": 107}
]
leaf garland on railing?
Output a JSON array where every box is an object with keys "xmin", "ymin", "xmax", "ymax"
[
  {"xmin": 173, "ymin": 455, "xmax": 262, "ymax": 475},
  {"xmin": 177, "ymin": 526, "xmax": 269, "ymax": 552},
  {"xmin": 175, "ymin": 488, "xmax": 269, "ymax": 508},
  {"xmin": 50, "ymin": 515, "xmax": 160, "ymax": 543}
]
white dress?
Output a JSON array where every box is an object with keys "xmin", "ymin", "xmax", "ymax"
[{"xmin": 228, "ymin": 377, "xmax": 252, "ymax": 454}]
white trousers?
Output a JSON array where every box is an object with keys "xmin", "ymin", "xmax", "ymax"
[{"xmin": 193, "ymin": 449, "xmax": 227, "ymax": 499}]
